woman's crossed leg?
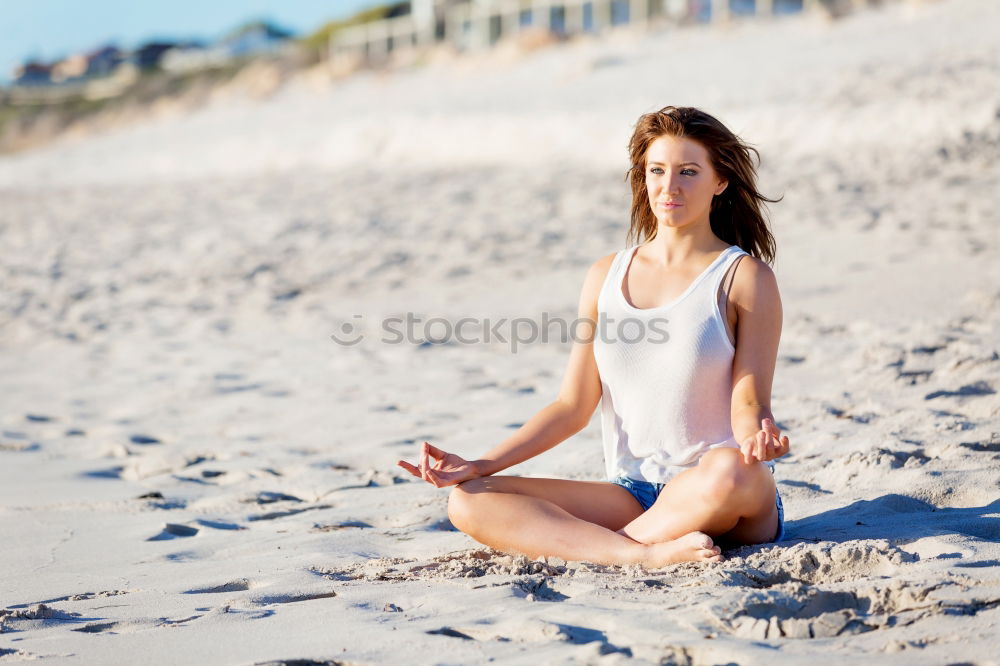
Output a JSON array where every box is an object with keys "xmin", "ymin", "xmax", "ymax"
[
  {"xmin": 446, "ymin": 447, "xmax": 777, "ymax": 567},
  {"xmin": 617, "ymin": 447, "xmax": 780, "ymax": 550},
  {"xmin": 447, "ymin": 476, "xmax": 722, "ymax": 568}
]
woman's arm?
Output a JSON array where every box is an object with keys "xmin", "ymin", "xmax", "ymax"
[
  {"xmin": 472, "ymin": 253, "xmax": 615, "ymax": 476},
  {"xmin": 728, "ymin": 256, "xmax": 790, "ymax": 462}
]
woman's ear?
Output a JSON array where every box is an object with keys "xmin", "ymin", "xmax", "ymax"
[{"xmin": 715, "ymin": 180, "xmax": 729, "ymax": 196}]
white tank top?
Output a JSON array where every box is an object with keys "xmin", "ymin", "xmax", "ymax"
[{"xmin": 593, "ymin": 244, "xmax": 762, "ymax": 484}]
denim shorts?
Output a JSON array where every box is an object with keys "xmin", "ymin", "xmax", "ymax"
[{"xmin": 610, "ymin": 466, "xmax": 785, "ymax": 543}]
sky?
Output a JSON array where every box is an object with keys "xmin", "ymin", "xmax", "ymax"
[{"xmin": 0, "ymin": 0, "xmax": 385, "ymax": 82}]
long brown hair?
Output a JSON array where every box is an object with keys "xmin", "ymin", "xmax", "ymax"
[{"xmin": 625, "ymin": 106, "xmax": 780, "ymax": 264}]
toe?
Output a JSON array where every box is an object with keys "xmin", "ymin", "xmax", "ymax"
[{"xmin": 691, "ymin": 532, "xmax": 713, "ymax": 549}]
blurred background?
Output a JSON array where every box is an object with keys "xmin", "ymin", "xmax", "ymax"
[{"xmin": 1, "ymin": 0, "xmax": 998, "ymax": 507}]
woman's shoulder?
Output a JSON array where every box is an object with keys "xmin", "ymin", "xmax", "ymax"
[
  {"xmin": 577, "ymin": 250, "xmax": 624, "ymax": 311},
  {"xmin": 729, "ymin": 252, "xmax": 780, "ymax": 305},
  {"xmin": 590, "ymin": 250, "xmax": 621, "ymax": 273},
  {"xmin": 583, "ymin": 249, "xmax": 626, "ymax": 282}
]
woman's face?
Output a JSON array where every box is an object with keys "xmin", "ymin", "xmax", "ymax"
[{"xmin": 644, "ymin": 134, "xmax": 728, "ymax": 229}]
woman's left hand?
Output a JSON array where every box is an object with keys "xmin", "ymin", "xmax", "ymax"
[{"xmin": 740, "ymin": 417, "xmax": 790, "ymax": 464}]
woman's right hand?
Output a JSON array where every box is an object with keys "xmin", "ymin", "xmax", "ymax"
[{"xmin": 397, "ymin": 441, "xmax": 482, "ymax": 488}]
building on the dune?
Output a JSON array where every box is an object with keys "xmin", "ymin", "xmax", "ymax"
[{"xmin": 330, "ymin": 0, "xmax": 820, "ymax": 67}]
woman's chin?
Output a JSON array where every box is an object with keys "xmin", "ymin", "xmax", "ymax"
[{"xmin": 655, "ymin": 215, "xmax": 689, "ymax": 227}]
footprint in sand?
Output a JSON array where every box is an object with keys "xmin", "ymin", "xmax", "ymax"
[
  {"xmin": 315, "ymin": 549, "xmax": 568, "ymax": 583},
  {"xmin": 0, "ymin": 604, "xmax": 81, "ymax": 625},
  {"xmin": 824, "ymin": 405, "xmax": 877, "ymax": 424},
  {"xmin": 722, "ymin": 541, "xmax": 916, "ymax": 588},
  {"xmin": 251, "ymin": 591, "xmax": 338, "ymax": 605},
  {"xmin": 82, "ymin": 466, "xmax": 124, "ymax": 479},
  {"xmin": 511, "ymin": 576, "xmax": 570, "ymax": 602},
  {"xmin": 195, "ymin": 519, "xmax": 245, "ymax": 531},
  {"xmin": 71, "ymin": 621, "xmax": 120, "ymax": 634},
  {"xmin": 779, "ymin": 479, "xmax": 833, "ymax": 495},
  {"xmin": 246, "ymin": 491, "xmax": 303, "ymax": 504},
  {"xmin": 146, "ymin": 523, "xmax": 199, "ymax": 541},
  {"xmin": 136, "ymin": 492, "xmax": 187, "ymax": 510},
  {"xmin": 425, "ymin": 619, "xmax": 631, "ymax": 655},
  {"xmin": 0, "ymin": 441, "xmax": 40, "ymax": 452},
  {"xmin": 845, "ymin": 448, "xmax": 930, "ymax": 470},
  {"xmin": 253, "ymin": 658, "xmax": 340, "ymax": 666},
  {"xmin": 925, "ymin": 380, "xmax": 995, "ymax": 400},
  {"xmin": 959, "ymin": 440, "xmax": 1000, "ymax": 454},
  {"xmin": 184, "ymin": 579, "xmax": 251, "ymax": 594},
  {"xmin": 311, "ymin": 520, "xmax": 372, "ymax": 532},
  {"xmin": 0, "ymin": 649, "xmax": 30, "ymax": 658},
  {"xmin": 722, "ymin": 576, "xmax": 984, "ymax": 640},
  {"xmin": 8, "ymin": 590, "xmax": 131, "ymax": 606},
  {"xmin": 248, "ymin": 505, "xmax": 331, "ymax": 522}
]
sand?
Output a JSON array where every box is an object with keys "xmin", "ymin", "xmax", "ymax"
[{"xmin": 1, "ymin": 0, "xmax": 998, "ymax": 663}]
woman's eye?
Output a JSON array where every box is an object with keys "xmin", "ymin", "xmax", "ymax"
[{"xmin": 650, "ymin": 167, "xmax": 697, "ymax": 176}]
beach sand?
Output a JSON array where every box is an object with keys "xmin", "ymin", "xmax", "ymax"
[{"xmin": 1, "ymin": 0, "xmax": 998, "ymax": 663}]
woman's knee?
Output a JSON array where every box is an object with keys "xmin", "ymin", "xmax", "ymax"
[
  {"xmin": 446, "ymin": 479, "xmax": 486, "ymax": 530},
  {"xmin": 697, "ymin": 448, "xmax": 768, "ymax": 502}
]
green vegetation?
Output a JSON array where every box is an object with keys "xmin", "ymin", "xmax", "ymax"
[
  {"xmin": 0, "ymin": 62, "xmax": 245, "ymax": 153},
  {"xmin": 0, "ymin": 3, "xmax": 411, "ymax": 152},
  {"xmin": 223, "ymin": 19, "xmax": 296, "ymax": 42},
  {"xmin": 297, "ymin": 2, "xmax": 409, "ymax": 54}
]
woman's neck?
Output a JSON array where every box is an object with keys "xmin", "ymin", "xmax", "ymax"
[{"xmin": 645, "ymin": 222, "xmax": 727, "ymax": 267}]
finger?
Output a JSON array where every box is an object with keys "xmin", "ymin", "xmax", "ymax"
[
  {"xmin": 428, "ymin": 467, "xmax": 453, "ymax": 488},
  {"xmin": 776, "ymin": 435, "xmax": 790, "ymax": 457},
  {"xmin": 429, "ymin": 467, "xmax": 450, "ymax": 485},
  {"xmin": 419, "ymin": 443, "xmax": 430, "ymax": 481},
  {"xmin": 765, "ymin": 435, "xmax": 777, "ymax": 461},
  {"xmin": 425, "ymin": 467, "xmax": 441, "ymax": 487},
  {"xmin": 763, "ymin": 417, "xmax": 779, "ymax": 437},
  {"xmin": 423, "ymin": 441, "xmax": 447, "ymax": 461},
  {"xmin": 397, "ymin": 460, "xmax": 421, "ymax": 477},
  {"xmin": 740, "ymin": 439, "xmax": 754, "ymax": 464},
  {"xmin": 755, "ymin": 431, "xmax": 767, "ymax": 463}
]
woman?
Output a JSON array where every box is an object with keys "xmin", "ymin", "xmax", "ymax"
[{"xmin": 398, "ymin": 106, "xmax": 790, "ymax": 568}]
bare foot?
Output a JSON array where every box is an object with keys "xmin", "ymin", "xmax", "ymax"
[{"xmin": 641, "ymin": 531, "xmax": 722, "ymax": 568}]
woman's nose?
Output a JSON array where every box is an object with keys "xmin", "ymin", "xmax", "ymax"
[{"xmin": 663, "ymin": 172, "xmax": 682, "ymax": 193}]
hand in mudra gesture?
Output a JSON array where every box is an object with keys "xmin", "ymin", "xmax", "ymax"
[
  {"xmin": 397, "ymin": 441, "xmax": 481, "ymax": 488},
  {"xmin": 740, "ymin": 417, "xmax": 790, "ymax": 464}
]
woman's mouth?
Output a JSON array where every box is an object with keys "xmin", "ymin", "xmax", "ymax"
[{"xmin": 658, "ymin": 202, "xmax": 683, "ymax": 210}]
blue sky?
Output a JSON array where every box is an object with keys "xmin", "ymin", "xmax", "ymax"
[{"xmin": 0, "ymin": 0, "xmax": 384, "ymax": 82}]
